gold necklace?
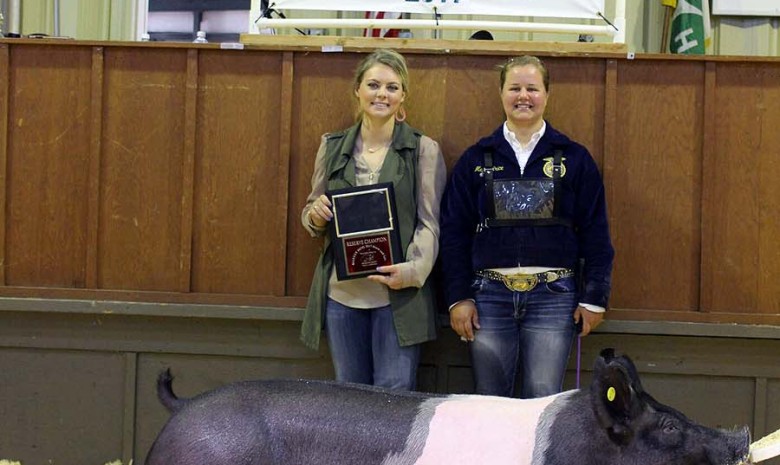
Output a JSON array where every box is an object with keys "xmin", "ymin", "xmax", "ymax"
[
  {"xmin": 363, "ymin": 150, "xmax": 386, "ymax": 183},
  {"xmin": 365, "ymin": 142, "xmax": 389, "ymax": 153}
]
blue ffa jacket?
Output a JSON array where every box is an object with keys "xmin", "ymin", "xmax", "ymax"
[{"xmin": 440, "ymin": 122, "xmax": 614, "ymax": 309}]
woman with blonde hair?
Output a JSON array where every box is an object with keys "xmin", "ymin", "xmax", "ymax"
[{"xmin": 300, "ymin": 49, "xmax": 446, "ymax": 391}]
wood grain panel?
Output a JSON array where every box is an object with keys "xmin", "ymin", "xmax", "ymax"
[
  {"xmin": 191, "ymin": 50, "xmax": 283, "ymax": 295},
  {"xmin": 441, "ymin": 55, "xmax": 605, "ymax": 169},
  {"xmin": 705, "ymin": 63, "xmax": 780, "ymax": 314},
  {"xmin": 607, "ymin": 60, "xmax": 704, "ymax": 311},
  {"xmin": 99, "ymin": 48, "xmax": 187, "ymax": 291},
  {"xmin": 441, "ymin": 55, "xmax": 505, "ymax": 170},
  {"xmin": 403, "ymin": 54, "xmax": 448, "ymax": 147},
  {"xmin": 544, "ymin": 57, "xmax": 606, "ymax": 168},
  {"xmin": 6, "ymin": 45, "xmax": 92, "ymax": 287},
  {"xmin": 2, "ymin": 40, "xmax": 780, "ymax": 326},
  {"xmin": 286, "ymin": 53, "xmax": 356, "ymax": 296},
  {"xmin": 603, "ymin": 59, "xmax": 618, "ymax": 255},
  {"xmin": 757, "ymin": 66, "xmax": 780, "ymax": 315}
]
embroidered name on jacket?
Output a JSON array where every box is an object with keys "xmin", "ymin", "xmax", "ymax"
[{"xmin": 474, "ymin": 166, "xmax": 504, "ymax": 174}]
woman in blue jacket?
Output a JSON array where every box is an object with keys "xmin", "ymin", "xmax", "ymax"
[{"xmin": 440, "ymin": 55, "xmax": 614, "ymax": 398}]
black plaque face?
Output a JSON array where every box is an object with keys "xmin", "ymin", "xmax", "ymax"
[{"xmin": 327, "ymin": 183, "xmax": 403, "ymax": 280}]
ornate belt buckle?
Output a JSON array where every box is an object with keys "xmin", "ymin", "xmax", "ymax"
[{"xmin": 507, "ymin": 274, "xmax": 538, "ymax": 292}]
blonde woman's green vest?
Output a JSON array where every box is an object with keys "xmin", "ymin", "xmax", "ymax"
[{"xmin": 300, "ymin": 121, "xmax": 438, "ymax": 350}]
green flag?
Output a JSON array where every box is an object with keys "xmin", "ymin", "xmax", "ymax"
[{"xmin": 670, "ymin": 0, "xmax": 711, "ymax": 54}]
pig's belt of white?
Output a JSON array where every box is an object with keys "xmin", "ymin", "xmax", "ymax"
[{"xmin": 477, "ymin": 268, "xmax": 574, "ymax": 292}]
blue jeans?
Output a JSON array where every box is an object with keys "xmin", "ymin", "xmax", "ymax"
[
  {"xmin": 325, "ymin": 298, "xmax": 420, "ymax": 390},
  {"xmin": 470, "ymin": 276, "xmax": 577, "ymax": 398}
]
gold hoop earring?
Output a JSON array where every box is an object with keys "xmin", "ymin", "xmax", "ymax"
[{"xmin": 395, "ymin": 107, "xmax": 407, "ymax": 122}]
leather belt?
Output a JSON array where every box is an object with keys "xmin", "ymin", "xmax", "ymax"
[{"xmin": 476, "ymin": 268, "xmax": 575, "ymax": 292}]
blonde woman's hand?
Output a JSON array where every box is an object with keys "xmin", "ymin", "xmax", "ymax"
[
  {"xmin": 367, "ymin": 264, "xmax": 405, "ymax": 290},
  {"xmin": 309, "ymin": 194, "xmax": 332, "ymax": 227}
]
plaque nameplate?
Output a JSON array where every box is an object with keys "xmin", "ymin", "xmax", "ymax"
[{"xmin": 327, "ymin": 183, "xmax": 403, "ymax": 280}]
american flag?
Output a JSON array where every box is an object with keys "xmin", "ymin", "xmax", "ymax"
[{"xmin": 364, "ymin": 11, "xmax": 402, "ymax": 38}]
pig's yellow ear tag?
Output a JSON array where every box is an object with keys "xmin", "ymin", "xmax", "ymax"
[{"xmin": 607, "ymin": 386, "xmax": 616, "ymax": 402}]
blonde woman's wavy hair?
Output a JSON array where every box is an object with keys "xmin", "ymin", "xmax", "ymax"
[{"xmin": 352, "ymin": 49, "xmax": 410, "ymax": 121}]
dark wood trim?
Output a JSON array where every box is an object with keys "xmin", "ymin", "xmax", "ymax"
[
  {"xmin": 0, "ymin": 287, "xmax": 307, "ymax": 309},
  {"xmin": 4, "ymin": 37, "xmax": 780, "ymax": 63},
  {"xmin": 239, "ymin": 35, "xmax": 630, "ymax": 56},
  {"xmin": 607, "ymin": 308, "xmax": 780, "ymax": 327},
  {"xmin": 275, "ymin": 51, "xmax": 294, "ymax": 296},
  {"xmin": 0, "ymin": 296, "xmax": 305, "ymax": 321},
  {"xmin": 179, "ymin": 49, "xmax": 198, "ymax": 293},
  {"xmin": 699, "ymin": 61, "xmax": 717, "ymax": 313},
  {"xmin": 86, "ymin": 46, "xmax": 104, "ymax": 289},
  {"xmin": 596, "ymin": 318, "xmax": 780, "ymax": 339},
  {"xmin": 2, "ymin": 296, "xmax": 779, "ymax": 339},
  {"xmin": 0, "ymin": 44, "xmax": 8, "ymax": 286},
  {"xmin": 0, "ymin": 310, "xmax": 322, "ymax": 363}
]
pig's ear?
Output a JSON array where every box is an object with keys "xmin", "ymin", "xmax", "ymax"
[{"xmin": 590, "ymin": 349, "xmax": 640, "ymax": 446}]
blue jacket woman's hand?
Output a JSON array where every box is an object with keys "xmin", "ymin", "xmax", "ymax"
[{"xmin": 450, "ymin": 300, "xmax": 480, "ymax": 342}]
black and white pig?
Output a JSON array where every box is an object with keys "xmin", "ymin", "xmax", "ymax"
[{"xmin": 145, "ymin": 349, "xmax": 750, "ymax": 465}]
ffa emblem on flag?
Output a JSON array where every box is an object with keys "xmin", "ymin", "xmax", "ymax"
[{"xmin": 543, "ymin": 157, "xmax": 566, "ymax": 178}]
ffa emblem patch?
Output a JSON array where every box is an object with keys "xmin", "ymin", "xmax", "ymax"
[{"xmin": 542, "ymin": 157, "xmax": 567, "ymax": 178}]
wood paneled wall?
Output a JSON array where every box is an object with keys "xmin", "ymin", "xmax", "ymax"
[{"xmin": 1, "ymin": 38, "xmax": 779, "ymax": 325}]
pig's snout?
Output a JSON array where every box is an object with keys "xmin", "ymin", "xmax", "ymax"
[{"xmin": 704, "ymin": 426, "xmax": 750, "ymax": 465}]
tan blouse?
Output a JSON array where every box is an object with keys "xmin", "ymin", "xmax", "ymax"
[{"xmin": 301, "ymin": 133, "xmax": 446, "ymax": 309}]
